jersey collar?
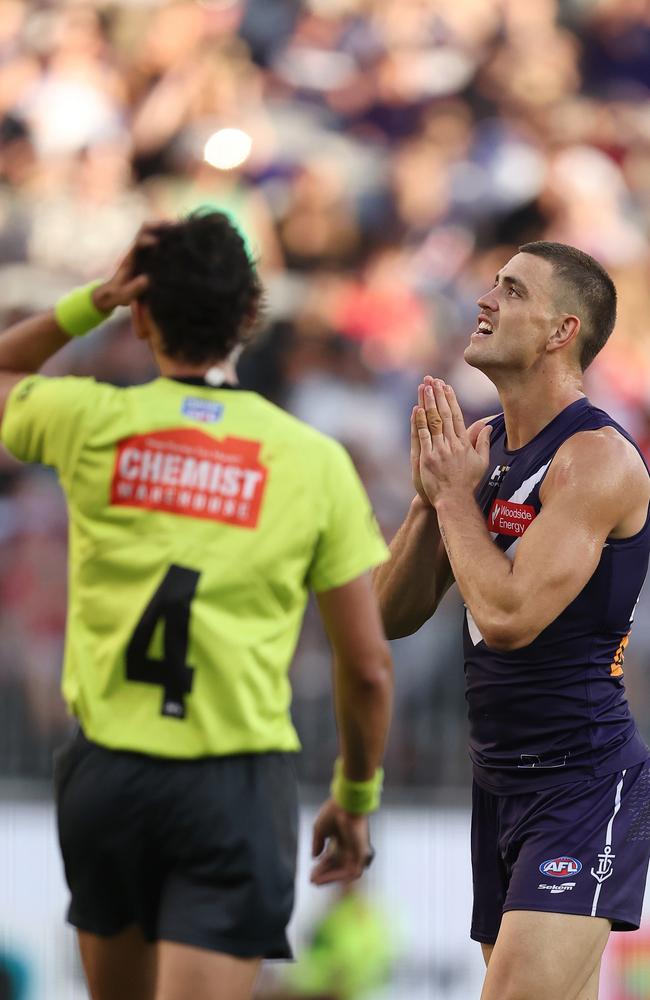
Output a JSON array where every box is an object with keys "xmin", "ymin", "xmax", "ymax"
[{"xmin": 167, "ymin": 376, "xmax": 242, "ymax": 390}]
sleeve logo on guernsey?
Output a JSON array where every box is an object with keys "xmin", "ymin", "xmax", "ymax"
[
  {"xmin": 110, "ymin": 428, "xmax": 267, "ymax": 528},
  {"xmin": 488, "ymin": 498, "xmax": 536, "ymax": 537}
]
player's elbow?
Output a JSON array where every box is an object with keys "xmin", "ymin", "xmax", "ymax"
[
  {"xmin": 376, "ymin": 589, "xmax": 437, "ymax": 640},
  {"xmin": 481, "ymin": 617, "xmax": 539, "ymax": 651},
  {"xmin": 383, "ymin": 615, "xmax": 427, "ymax": 641}
]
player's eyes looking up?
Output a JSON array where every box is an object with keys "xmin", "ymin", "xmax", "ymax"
[{"xmin": 492, "ymin": 277, "xmax": 522, "ymax": 298}]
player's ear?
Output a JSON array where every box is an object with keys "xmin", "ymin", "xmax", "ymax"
[{"xmin": 547, "ymin": 314, "xmax": 580, "ymax": 355}]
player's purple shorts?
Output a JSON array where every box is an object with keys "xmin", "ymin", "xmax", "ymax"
[{"xmin": 471, "ymin": 759, "xmax": 650, "ymax": 943}]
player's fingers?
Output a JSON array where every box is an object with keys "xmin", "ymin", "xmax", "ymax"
[
  {"xmin": 468, "ymin": 419, "xmax": 486, "ymax": 448},
  {"xmin": 423, "ymin": 385, "xmax": 443, "ymax": 437},
  {"xmin": 410, "ymin": 406, "xmax": 420, "ymax": 451},
  {"xmin": 431, "ymin": 381, "xmax": 455, "ymax": 439},
  {"xmin": 415, "ymin": 407, "xmax": 434, "ymax": 453},
  {"xmin": 444, "ymin": 384, "xmax": 469, "ymax": 439},
  {"xmin": 476, "ymin": 423, "xmax": 493, "ymax": 463},
  {"xmin": 419, "ymin": 375, "xmax": 435, "ymax": 410}
]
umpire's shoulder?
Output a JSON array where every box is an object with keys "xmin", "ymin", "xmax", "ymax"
[
  {"xmin": 249, "ymin": 394, "xmax": 351, "ymax": 459},
  {"xmin": 7, "ymin": 373, "xmax": 119, "ymax": 416}
]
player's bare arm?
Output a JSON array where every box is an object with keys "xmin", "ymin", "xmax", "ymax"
[
  {"xmin": 374, "ymin": 374, "xmax": 493, "ymax": 638},
  {"xmin": 311, "ymin": 571, "xmax": 392, "ymax": 886},
  {"xmin": 0, "ymin": 229, "xmax": 152, "ymax": 421},
  {"xmin": 418, "ymin": 379, "xmax": 650, "ymax": 650}
]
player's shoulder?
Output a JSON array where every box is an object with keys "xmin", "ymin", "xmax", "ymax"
[
  {"xmin": 545, "ymin": 425, "xmax": 648, "ymax": 501},
  {"xmin": 556, "ymin": 425, "xmax": 646, "ymax": 476}
]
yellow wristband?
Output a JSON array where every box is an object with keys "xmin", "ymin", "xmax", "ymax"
[
  {"xmin": 330, "ymin": 757, "xmax": 384, "ymax": 815},
  {"xmin": 54, "ymin": 281, "xmax": 112, "ymax": 337}
]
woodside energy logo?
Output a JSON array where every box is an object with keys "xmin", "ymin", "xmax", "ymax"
[
  {"xmin": 488, "ymin": 498, "xmax": 536, "ymax": 537},
  {"xmin": 110, "ymin": 428, "xmax": 268, "ymax": 528}
]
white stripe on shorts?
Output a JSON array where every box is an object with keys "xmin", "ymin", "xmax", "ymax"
[{"xmin": 591, "ymin": 769, "xmax": 626, "ymax": 918}]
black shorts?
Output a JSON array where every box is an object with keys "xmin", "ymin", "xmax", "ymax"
[
  {"xmin": 471, "ymin": 760, "xmax": 650, "ymax": 944},
  {"xmin": 54, "ymin": 730, "xmax": 298, "ymax": 958}
]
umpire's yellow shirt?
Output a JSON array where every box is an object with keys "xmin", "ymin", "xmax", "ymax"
[{"xmin": 2, "ymin": 375, "xmax": 389, "ymax": 758}]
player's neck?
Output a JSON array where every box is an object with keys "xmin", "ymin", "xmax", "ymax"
[{"xmin": 497, "ymin": 374, "xmax": 585, "ymax": 451}]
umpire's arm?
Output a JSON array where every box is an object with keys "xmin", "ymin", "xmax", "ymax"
[
  {"xmin": 318, "ymin": 571, "xmax": 393, "ymax": 783},
  {"xmin": 0, "ymin": 231, "xmax": 150, "ymax": 423},
  {"xmin": 0, "ymin": 310, "xmax": 70, "ymax": 421},
  {"xmin": 309, "ymin": 571, "xmax": 392, "ymax": 886}
]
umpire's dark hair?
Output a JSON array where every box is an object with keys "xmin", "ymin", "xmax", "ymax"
[
  {"xmin": 134, "ymin": 211, "xmax": 263, "ymax": 364},
  {"xmin": 518, "ymin": 241, "xmax": 617, "ymax": 371}
]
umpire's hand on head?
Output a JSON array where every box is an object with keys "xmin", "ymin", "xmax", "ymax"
[{"xmin": 91, "ymin": 224, "xmax": 161, "ymax": 314}]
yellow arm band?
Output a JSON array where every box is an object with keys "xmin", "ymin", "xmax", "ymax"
[
  {"xmin": 54, "ymin": 281, "xmax": 113, "ymax": 337},
  {"xmin": 330, "ymin": 757, "xmax": 384, "ymax": 814}
]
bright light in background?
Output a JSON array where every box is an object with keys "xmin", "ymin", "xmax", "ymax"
[
  {"xmin": 203, "ymin": 128, "xmax": 252, "ymax": 171},
  {"xmin": 195, "ymin": 0, "xmax": 240, "ymax": 8}
]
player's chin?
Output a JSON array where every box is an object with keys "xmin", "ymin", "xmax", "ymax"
[{"xmin": 464, "ymin": 341, "xmax": 491, "ymax": 369}]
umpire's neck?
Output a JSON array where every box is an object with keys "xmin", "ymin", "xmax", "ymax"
[{"xmin": 131, "ymin": 300, "xmax": 239, "ymax": 385}]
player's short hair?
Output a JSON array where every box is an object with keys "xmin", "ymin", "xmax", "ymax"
[
  {"xmin": 518, "ymin": 241, "xmax": 617, "ymax": 370},
  {"xmin": 134, "ymin": 211, "xmax": 263, "ymax": 364}
]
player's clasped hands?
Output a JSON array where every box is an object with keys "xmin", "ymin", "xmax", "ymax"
[{"xmin": 412, "ymin": 375, "xmax": 492, "ymax": 507}]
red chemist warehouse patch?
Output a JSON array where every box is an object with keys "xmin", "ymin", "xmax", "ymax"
[
  {"xmin": 111, "ymin": 429, "xmax": 268, "ymax": 529},
  {"xmin": 488, "ymin": 499, "xmax": 536, "ymax": 537}
]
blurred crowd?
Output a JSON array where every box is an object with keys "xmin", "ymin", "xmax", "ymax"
[{"xmin": 1, "ymin": 0, "xmax": 650, "ymax": 786}]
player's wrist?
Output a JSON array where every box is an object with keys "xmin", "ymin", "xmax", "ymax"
[
  {"xmin": 330, "ymin": 757, "xmax": 384, "ymax": 815},
  {"xmin": 432, "ymin": 487, "xmax": 469, "ymax": 514},
  {"xmin": 54, "ymin": 281, "xmax": 114, "ymax": 338},
  {"xmin": 411, "ymin": 493, "xmax": 435, "ymax": 515}
]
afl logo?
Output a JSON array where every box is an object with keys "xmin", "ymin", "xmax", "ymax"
[{"xmin": 539, "ymin": 857, "xmax": 582, "ymax": 878}]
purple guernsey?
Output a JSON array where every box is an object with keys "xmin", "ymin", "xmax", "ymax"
[{"xmin": 465, "ymin": 397, "xmax": 650, "ymax": 793}]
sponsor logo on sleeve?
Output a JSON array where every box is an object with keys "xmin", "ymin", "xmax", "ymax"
[
  {"xmin": 539, "ymin": 857, "xmax": 582, "ymax": 878},
  {"xmin": 181, "ymin": 397, "xmax": 224, "ymax": 423},
  {"xmin": 488, "ymin": 498, "xmax": 536, "ymax": 537},
  {"xmin": 110, "ymin": 428, "xmax": 267, "ymax": 528}
]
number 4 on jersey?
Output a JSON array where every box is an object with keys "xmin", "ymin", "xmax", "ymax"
[{"xmin": 126, "ymin": 565, "xmax": 200, "ymax": 719}]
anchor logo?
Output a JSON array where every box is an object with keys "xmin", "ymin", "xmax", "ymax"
[{"xmin": 590, "ymin": 845, "xmax": 615, "ymax": 884}]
